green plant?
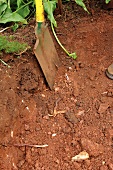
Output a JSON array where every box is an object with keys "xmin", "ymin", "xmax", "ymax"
[
  {"xmin": 0, "ymin": 0, "xmax": 111, "ymax": 59},
  {"xmin": 0, "ymin": 0, "xmax": 111, "ymax": 25},
  {"xmin": 0, "ymin": 0, "xmax": 34, "ymax": 24},
  {"xmin": 51, "ymin": 22, "xmax": 77, "ymax": 59},
  {"xmin": 43, "ymin": 0, "xmax": 89, "ymax": 27},
  {"xmin": 41, "ymin": 0, "xmax": 111, "ymax": 59},
  {"xmin": 75, "ymin": 0, "xmax": 89, "ymax": 13},
  {"xmin": 43, "ymin": 0, "xmax": 57, "ymax": 27},
  {"xmin": 0, "ymin": 35, "xmax": 29, "ymax": 53},
  {"xmin": 43, "ymin": 0, "xmax": 78, "ymax": 59},
  {"xmin": 105, "ymin": 0, "xmax": 111, "ymax": 4}
]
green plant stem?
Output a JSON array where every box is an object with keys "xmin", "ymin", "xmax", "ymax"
[
  {"xmin": 51, "ymin": 22, "xmax": 77, "ymax": 59},
  {"xmin": 51, "ymin": 22, "xmax": 69, "ymax": 56},
  {"xmin": 14, "ymin": 1, "xmax": 33, "ymax": 14},
  {"xmin": 26, "ymin": 8, "xmax": 35, "ymax": 21},
  {"xmin": 8, "ymin": 0, "xmax": 10, "ymax": 8}
]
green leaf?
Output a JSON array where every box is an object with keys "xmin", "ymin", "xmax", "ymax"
[
  {"xmin": 12, "ymin": 23, "xmax": 19, "ymax": 31},
  {"xmin": 0, "ymin": 0, "xmax": 33, "ymax": 24},
  {"xmin": 0, "ymin": 1, "xmax": 7, "ymax": 16},
  {"xmin": 69, "ymin": 52, "xmax": 77, "ymax": 59},
  {"xmin": 43, "ymin": 0, "xmax": 57, "ymax": 27},
  {"xmin": 0, "ymin": 7, "xmax": 27, "ymax": 24},
  {"xmin": 75, "ymin": 0, "xmax": 89, "ymax": 13},
  {"xmin": 17, "ymin": 0, "xmax": 23, "ymax": 8},
  {"xmin": 17, "ymin": 6, "xmax": 30, "ymax": 18},
  {"xmin": 17, "ymin": 0, "xmax": 30, "ymax": 18},
  {"xmin": 0, "ymin": 0, "xmax": 7, "ymax": 4},
  {"xmin": 105, "ymin": 0, "xmax": 111, "ymax": 4}
]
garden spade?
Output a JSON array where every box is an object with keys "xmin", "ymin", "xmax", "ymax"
[{"xmin": 34, "ymin": 0, "xmax": 60, "ymax": 90}]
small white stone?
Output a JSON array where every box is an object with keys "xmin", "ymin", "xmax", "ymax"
[
  {"xmin": 41, "ymin": 94, "xmax": 45, "ymax": 97},
  {"xmin": 55, "ymin": 87, "xmax": 60, "ymax": 92},
  {"xmin": 102, "ymin": 161, "xmax": 106, "ymax": 165},
  {"xmin": 65, "ymin": 73, "xmax": 69, "ymax": 81},
  {"xmin": 26, "ymin": 106, "xmax": 30, "ymax": 112},
  {"xmin": 72, "ymin": 151, "xmax": 89, "ymax": 161},
  {"xmin": 11, "ymin": 130, "xmax": 13, "ymax": 138},
  {"xmin": 52, "ymin": 133, "xmax": 57, "ymax": 137}
]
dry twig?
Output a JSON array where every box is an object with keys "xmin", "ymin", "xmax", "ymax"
[
  {"xmin": 49, "ymin": 98, "xmax": 66, "ymax": 117},
  {"xmin": 14, "ymin": 144, "xmax": 48, "ymax": 148}
]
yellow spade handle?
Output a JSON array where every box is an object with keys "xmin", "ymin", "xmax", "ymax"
[{"xmin": 35, "ymin": 0, "xmax": 45, "ymax": 22}]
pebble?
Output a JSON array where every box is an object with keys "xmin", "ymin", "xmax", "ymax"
[
  {"xmin": 64, "ymin": 112, "xmax": 78, "ymax": 124},
  {"xmin": 55, "ymin": 87, "xmax": 60, "ymax": 92},
  {"xmin": 79, "ymin": 62, "xmax": 84, "ymax": 68},
  {"xmin": 54, "ymin": 159, "xmax": 60, "ymax": 164},
  {"xmin": 98, "ymin": 103, "xmax": 109, "ymax": 114},
  {"xmin": 81, "ymin": 138, "xmax": 104, "ymax": 157},
  {"xmin": 107, "ymin": 92, "xmax": 113, "ymax": 97},
  {"xmin": 89, "ymin": 70, "xmax": 96, "ymax": 81},
  {"xmin": 25, "ymin": 131, "xmax": 30, "ymax": 134},
  {"xmin": 48, "ymin": 131, "xmax": 52, "ymax": 135},
  {"xmin": 19, "ymin": 145, "xmax": 25, "ymax": 152},
  {"xmin": 25, "ymin": 124, "xmax": 30, "ymax": 131},
  {"xmin": 76, "ymin": 101, "xmax": 83, "ymax": 107},
  {"xmin": 35, "ymin": 126, "xmax": 41, "ymax": 131},
  {"xmin": 76, "ymin": 110, "xmax": 85, "ymax": 116},
  {"xmin": 41, "ymin": 94, "xmax": 45, "ymax": 97},
  {"xmin": 72, "ymin": 151, "xmax": 89, "ymax": 161},
  {"xmin": 52, "ymin": 133, "xmax": 57, "ymax": 137},
  {"xmin": 43, "ymin": 115, "xmax": 49, "ymax": 120}
]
